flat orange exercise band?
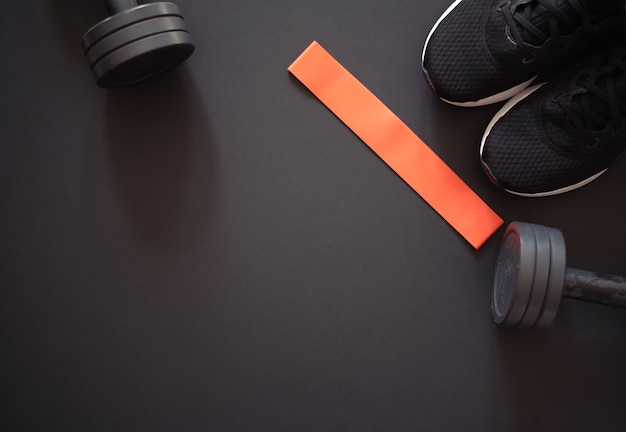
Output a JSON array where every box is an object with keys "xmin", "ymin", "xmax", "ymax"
[{"xmin": 288, "ymin": 41, "xmax": 503, "ymax": 249}]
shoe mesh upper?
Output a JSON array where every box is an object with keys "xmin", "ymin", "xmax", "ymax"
[
  {"xmin": 482, "ymin": 98, "xmax": 604, "ymax": 194},
  {"xmin": 422, "ymin": 0, "xmax": 626, "ymax": 105},
  {"xmin": 481, "ymin": 47, "xmax": 626, "ymax": 195},
  {"xmin": 424, "ymin": 0, "xmax": 529, "ymax": 102}
]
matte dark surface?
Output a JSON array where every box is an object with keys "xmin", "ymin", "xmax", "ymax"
[{"xmin": 2, "ymin": 1, "xmax": 626, "ymax": 430}]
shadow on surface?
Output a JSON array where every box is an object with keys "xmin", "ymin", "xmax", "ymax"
[
  {"xmin": 494, "ymin": 305, "xmax": 626, "ymax": 431},
  {"xmin": 105, "ymin": 70, "xmax": 218, "ymax": 254}
]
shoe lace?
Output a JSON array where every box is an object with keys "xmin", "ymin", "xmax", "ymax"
[
  {"xmin": 556, "ymin": 51, "xmax": 626, "ymax": 151},
  {"xmin": 498, "ymin": 0, "xmax": 598, "ymax": 63}
]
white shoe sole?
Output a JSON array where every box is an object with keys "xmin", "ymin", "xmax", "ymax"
[
  {"xmin": 480, "ymin": 83, "xmax": 607, "ymax": 197},
  {"xmin": 421, "ymin": 0, "xmax": 536, "ymax": 107}
]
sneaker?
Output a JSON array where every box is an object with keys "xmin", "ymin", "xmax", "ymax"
[
  {"xmin": 480, "ymin": 45, "xmax": 626, "ymax": 196},
  {"xmin": 421, "ymin": 0, "xmax": 626, "ymax": 106}
]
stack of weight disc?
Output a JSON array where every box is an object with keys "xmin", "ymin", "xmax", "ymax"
[
  {"xmin": 82, "ymin": 2, "xmax": 194, "ymax": 88},
  {"xmin": 492, "ymin": 221, "xmax": 568, "ymax": 329}
]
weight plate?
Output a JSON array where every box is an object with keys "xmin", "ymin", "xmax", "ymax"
[
  {"xmin": 492, "ymin": 221, "xmax": 536, "ymax": 326},
  {"xmin": 517, "ymin": 223, "xmax": 551, "ymax": 328},
  {"xmin": 92, "ymin": 31, "xmax": 194, "ymax": 87},
  {"xmin": 85, "ymin": 16, "xmax": 188, "ymax": 66},
  {"xmin": 82, "ymin": 3, "xmax": 182, "ymax": 50},
  {"xmin": 535, "ymin": 226, "xmax": 566, "ymax": 328}
]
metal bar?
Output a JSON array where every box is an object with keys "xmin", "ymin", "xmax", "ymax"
[
  {"xmin": 563, "ymin": 267, "xmax": 626, "ymax": 308},
  {"xmin": 105, "ymin": 0, "xmax": 139, "ymax": 15}
]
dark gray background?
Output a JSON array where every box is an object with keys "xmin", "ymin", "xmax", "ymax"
[{"xmin": 2, "ymin": 1, "xmax": 626, "ymax": 430}]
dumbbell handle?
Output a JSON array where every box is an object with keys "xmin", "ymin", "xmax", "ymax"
[
  {"xmin": 106, "ymin": 0, "xmax": 138, "ymax": 15},
  {"xmin": 563, "ymin": 268, "xmax": 626, "ymax": 309}
]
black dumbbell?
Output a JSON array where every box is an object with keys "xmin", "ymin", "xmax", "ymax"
[
  {"xmin": 492, "ymin": 221, "xmax": 626, "ymax": 329},
  {"xmin": 82, "ymin": 0, "xmax": 195, "ymax": 88}
]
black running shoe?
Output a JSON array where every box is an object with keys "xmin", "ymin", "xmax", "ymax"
[
  {"xmin": 421, "ymin": 0, "xmax": 625, "ymax": 106},
  {"xmin": 480, "ymin": 46, "xmax": 626, "ymax": 196}
]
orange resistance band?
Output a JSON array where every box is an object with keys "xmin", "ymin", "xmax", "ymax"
[{"xmin": 288, "ymin": 41, "xmax": 503, "ymax": 249}]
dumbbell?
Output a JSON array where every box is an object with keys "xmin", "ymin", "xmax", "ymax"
[
  {"xmin": 492, "ymin": 221, "xmax": 626, "ymax": 329},
  {"xmin": 82, "ymin": 0, "xmax": 195, "ymax": 87}
]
